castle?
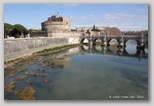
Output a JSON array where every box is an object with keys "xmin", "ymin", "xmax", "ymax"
[
  {"xmin": 30, "ymin": 14, "xmax": 121, "ymax": 37},
  {"xmin": 39, "ymin": 14, "xmax": 81, "ymax": 37}
]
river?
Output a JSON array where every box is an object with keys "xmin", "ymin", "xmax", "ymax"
[{"xmin": 4, "ymin": 40, "xmax": 148, "ymax": 100}]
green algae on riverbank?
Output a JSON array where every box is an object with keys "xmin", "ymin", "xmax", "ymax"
[
  {"xmin": 4, "ymin": 44, "xmax": 80, "ymax": 69},
  {"xmin": 34, "ymin": 44, "xmax": 81, "ymax": 56}
]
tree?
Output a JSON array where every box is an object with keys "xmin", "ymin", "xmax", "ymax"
[
  {"xmin": 91, "ymin": 24, "xmax": 100, "ymax": 32},
  {"xmin": 92, "ymin": 24, "xmax": 96, "ymax": 31},
  {"xmin": 4, "ymin": 23, "xmax": 13, "ymax": 38},
  {"xmin": 4, "ymin": 23, "xmax": 29, "ymax": 38},
  {"xmin": 11, "ymin": 24, "xmax": 29, "ymax": 38}
]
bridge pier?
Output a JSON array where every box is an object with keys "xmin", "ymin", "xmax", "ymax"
[
  {"xmin": 117, "ymin": 37, "xmax": 126, "ymax": 47},
  {"xmin": 89, "ymin": 40, "xmax": 93, "ymax": 46},
  {"xmin": 101, "ymin": 35, "xmax": 110, "ymax": 46},
  {"xmin": 117, "ymin": 42, "xmax": 126, "ymax": 48},
  {"xmin": 101, "ymin": 41, "xmax": 110, "ymax": 46},
  {"xmin": 137, "ymin": 43, "xmax": 145, "ymax": 50},
  {"xmin": 137, "ymin": 33, "xmax": 145, "ymax": 50}
]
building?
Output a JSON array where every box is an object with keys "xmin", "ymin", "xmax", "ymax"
[
  {"xmin": 41, "ymin": 14, "xmax": 84, "ymax": 37},
  {"xmin": 76, "ymin": 26, "xmax": 122, "ymax": 36},
  {"xmin": 31, "ymin": 14, "xmax": 121, "ymax": 37},
  {"xmin": 41, "ymin": 14, "xmax": 73, "ymax": 37},
  {"xmin": 42, "ymin": 15, "xmax": 71, "ymax": 32},
  {"xmin": 30, "ymin": 14, "xmax": 82, "ymax": 37}
]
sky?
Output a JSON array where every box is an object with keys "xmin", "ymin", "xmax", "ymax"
[{"xmin": 4, "ymin": 4, "xmax": 148, "ymax": 31}]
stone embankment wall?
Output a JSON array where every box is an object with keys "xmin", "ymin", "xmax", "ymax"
[
  {"xmin": 47, "ymin": 31, "xmax": 83, "ymax": 37},
  {"xmin": 30, "ymin": 31, "xmax": 47, "ymax": 37},
  {"xmin": 4, "ymin": 37, "xmax": 80, "ymax": 56}
]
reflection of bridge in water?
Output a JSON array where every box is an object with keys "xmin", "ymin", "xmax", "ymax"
[
  {"xmin": 42, "ymin": 45, "xmax": 148, "ymax": 69},
  {"xmin": 80, "ymin": 45, "xmax": 148, "ymax": 59}
]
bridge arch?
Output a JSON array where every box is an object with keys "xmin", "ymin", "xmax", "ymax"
[
  {"xmin": 124, "ymin": 39, "xmax": 138, "ymax": 46},
  {"xmin": 80, "ymin": 38, "xmax": 89, "ymax": 44},
  {"xmin": 93, "ymin": 38, "xmax": 102, "ymax": 45},
  {"xmin": 107, "ymin": 38, "xmax": 119, "ymax": 46},
  {"xmin": 125, "ymin": 39, "xmax": 138, "ymax": 55}
]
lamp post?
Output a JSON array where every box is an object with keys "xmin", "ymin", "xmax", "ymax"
[{"xmin": 107, "ymin": 25, "xmax": 109, "ymax": 36}]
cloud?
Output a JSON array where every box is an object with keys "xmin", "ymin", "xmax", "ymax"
[
  {"xmin": 71, "ymin": 13, "xmax": 136, "ymax": 25},
  {"xmin": 102, "ymin": 13, "xmax": 134, "ymax": 22},
  {"xmin": 69, "ymin": 13, "xmax": 148, "ymax": 31},
  {"xmin": 63, "ymin": 4, "xmax": 79, "ymax": 7}
]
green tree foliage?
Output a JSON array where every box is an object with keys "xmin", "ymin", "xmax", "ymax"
[
  {"xmin": 12, "ymin": 24, "xmax": 29, "ymax": 38},
  {"xmin": 4, "ymin": 23, "xmax": 29, "ymax": 38},
  {"xmin": 4, "ymin": 23, "xmax": 14, "ymax": 38},
  {"xmin": 91, "ymin": 28, "xmax": 100, "ymax": 32},
  {"xmin": 91, "ymin": 24, "xmax": 100, "ymax": 32},
  {"xmin": 71, "ymin": 29, "xmax": 77, "ymax": 31},
  {"xmin": 92, "ymin": 24, "xmax": 96, "ymax": 30}
]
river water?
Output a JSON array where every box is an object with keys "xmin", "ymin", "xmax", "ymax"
[{"xmin": 4, "ymin": 40, "xmax": 148, "ymax": 100}]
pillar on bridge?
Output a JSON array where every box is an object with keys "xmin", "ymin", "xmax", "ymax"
[
  {"xmin": 117, "ymin": 36, "xmax": 126, "ymax": 47},
  {"xmin": 89, "ymin": 40, "xmax": 93, "ymax": 46},
  {"xmin": 117, "ymin": 42, "xmax": 126, "ymax": 47},
  {"xmin": 137, "ymin": 43, "xmax": 145, "ymax": 50},
  {"xmin": 137, "ymin": 33, "xmax": 145, "ymax": 50},
  {"xmin": 102, "ymin": 41, "xmax": 108, "ymax": 46},
  {"xmin": 89, "ymin": 35, "xmax": 93, "ymax": 45},
  {"xmin": 101, "ymin": 37, "xmax": 110, "ymax": 46}
]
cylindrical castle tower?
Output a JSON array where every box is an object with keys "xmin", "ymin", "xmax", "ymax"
[{"xmin": 41, "ymin": 15, "xmax": 71, "ymax": 32}]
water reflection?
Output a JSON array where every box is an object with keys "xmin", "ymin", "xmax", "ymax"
[
  {"xmin": 4, "ymin": 44, "xmax": 148, "ymax": 100},
  {"xmin": 125, "ymin": 40, "xmax": 137, "ymax": 55},
  {"xmin": 42, "ymin": 45, "xmax": 148, "ymax": 69},
  {"xmin": 81, "ymin": 45, "xmax": 148, "ymax": 59},
  {"xmin": 4, "ymin": 44, "xmax": 148, "ymax": 77}
]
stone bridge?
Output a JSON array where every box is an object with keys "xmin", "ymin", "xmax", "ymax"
[{"xmin": 80, "ymin": 34, "xmax": 148, "ymax": 49}]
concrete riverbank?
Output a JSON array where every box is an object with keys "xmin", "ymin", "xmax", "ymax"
[
  {"xmin": 4, "ymin": 37, "xmax": 80, "ymax": 62},
  {"xmin": 4, "ymin": 44, "xmax": 69, "ymax": 62}
]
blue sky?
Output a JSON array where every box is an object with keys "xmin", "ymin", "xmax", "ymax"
[{"xmin": 4, "ymin": 4, "xmax": 148, "ymax": 31}]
